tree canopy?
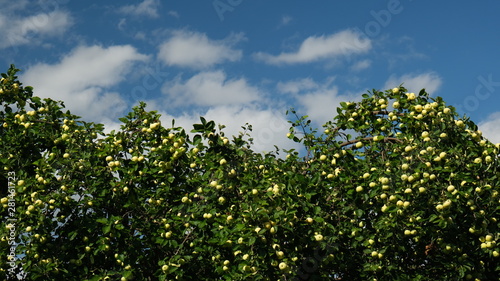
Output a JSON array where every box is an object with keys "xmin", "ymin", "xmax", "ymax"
[{"xmin": 1, "ymin": 65, "xmax": 499, "ymax": 280}]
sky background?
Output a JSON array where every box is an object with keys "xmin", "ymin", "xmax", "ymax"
[{"xmin": 1, "ymin": 0, "xmax": 500, "ymax": 152}]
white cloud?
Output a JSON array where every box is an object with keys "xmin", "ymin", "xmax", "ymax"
[
  {"xmin": 254, "ymin": 29, "xmax": 371, "ymax": 65},
  {"xmin": 278, "ymin": 77, "xmax": 360, "ymax": 125},
  {"xmin": 478, "ymin": 112, "xmax": 500, "ymax": 144},
  {"xmin": 161, "ymin": 70, "xmax": 261, "ymax": 107},
  {"xmin": 277, "ymin": 78, "xmax": 318, "ymax": 95},
  {"xmin": 350, "ymin": 59, "xmax": 372, "ymax": 72},
  {"xmin": 158, "ymin": 31, "xmax": 244, "ymax": 69},
  {"xmin": 384, "ymin": 72, "xmax": 442, "ymax": 94},
  {"xmin": 278, "ymin": 15, "xmax": 292, "ymax": 28},
  {"xmin": 21, "ymin": 45, "xmax": 149, "ymax": 123},
  {"xmin": 0, "ymin": 9, "xmax": 73, "ymax": 49},
  {"xmin": 119, "ymin": 0, "xmax": 160, "ymax": 18},
  {"xmin": 168, "ymin": 11, "xmax": 180, "ymax": 18},
  {"xmin": 146, "ymin": 104, "xmax": 299, "ymax": 154}
]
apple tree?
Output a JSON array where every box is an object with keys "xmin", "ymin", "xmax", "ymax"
[{"xmin": 0, "ymin": 65, "xmax": 499, "ymax": 280}]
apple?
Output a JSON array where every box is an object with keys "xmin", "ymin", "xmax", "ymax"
[
  {"xmin": 314, "ymin": 234, "xmax": 324, "ymax": 241},
  {"xmin": 319, "ymin": 155, "xmax": 327, "ymax": 161},
  {"xmin": 219, "ymin": 159, "xmax": 227, "ymax": 165},
  {"xmin": 379, "ymin": 177, "xmax": 389, "ymax": 184},
  {"xmin": 356, "ymin": 186, "xmax": 363, "ymax": 192},
  {"xmin": 278, "ymin": 262, "xmax": 288, "ymax": 270},
  {"xmin": 276, "ymin": 251, "xmax": 284, "ymax": 259},
  {"xmin": 355, "ymin": 141, "xmax": 363, "ymax": 148},
  {"xmin": 447, "ymin": 185, "xmax": 455, "ymax": 192},
  {"xmin": 306, "ymin": 217, "xmax": 314, "ymax": 224},
  {"xmin": 443, "ymin": 107, "xmax": 451, "ymax": 114},
  {"xmin": 442, "ymin": 200, "xmax": 451, "ymax": 208}
]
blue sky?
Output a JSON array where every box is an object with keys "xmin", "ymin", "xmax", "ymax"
[{"xmin": 1, "ymin": 0, "xmax": 500, "ymax": 151}]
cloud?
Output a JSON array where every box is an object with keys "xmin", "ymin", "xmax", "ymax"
[
  {"xmin": 119, "ymin": 0, "xmax": 160, "ymax": 18},
  {"xmin": 21, "ymin": 45, "xmax": 149, "ymax": 123},
  {"xmin": 161, "ymin": 70, "xmax": 261, "ymax": 107},
  {"xmin": 254, "ymin": 29, "xmax": 371, "ymax": 65},
  {"xmin": 168, "ymin": 11, "xmax": 180, "ymax": 18},
  {"xmin": 350, "ymin": 59, "xmax": 372, "ymax": 72},
  {"xmin": 277, "ymin": 15, "xmax": 292, "ymax": 28},
  {"xmin": 277, "ymin": 78, "xmax": 318, "ymax": 95},
  {"xmin": 145, "ymin": 103, "xmax": 299, "ymax": 153},
  {"xmin": 158, "ymin": 31, "xmax": 244, "ymax": 69},
  {"xmin": 0, "ymin": 8, "xmax": 73, "ymax": 49},
  {"xmin": 478, "ymin": 112, "xmax": 500, "ymax": 144},
  {"xmin": 278, "ymin": 77, "xmax": 360, "ymax": 125},
  {"xmin": 384, "ymin": 72, "xmax": 442, "ymax": 94}
]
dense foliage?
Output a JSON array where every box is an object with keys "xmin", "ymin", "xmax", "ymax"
[{"xmin": 1, "ymin": 65, "xmax": 499, "ymax": 280}]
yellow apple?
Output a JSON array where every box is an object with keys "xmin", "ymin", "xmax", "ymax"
[{"xmin": 278, "ymin": 262, "xmax": 287, "ymax": 270}]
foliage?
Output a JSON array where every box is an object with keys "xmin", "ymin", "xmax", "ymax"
[{"xmin": 1, "ymin": 65, "xmax": 499, "ymax": 280}]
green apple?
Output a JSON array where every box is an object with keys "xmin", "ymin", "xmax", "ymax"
[{"xmin": 276, "ymin": 251, "xmax": 284, "ymax": 259}]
